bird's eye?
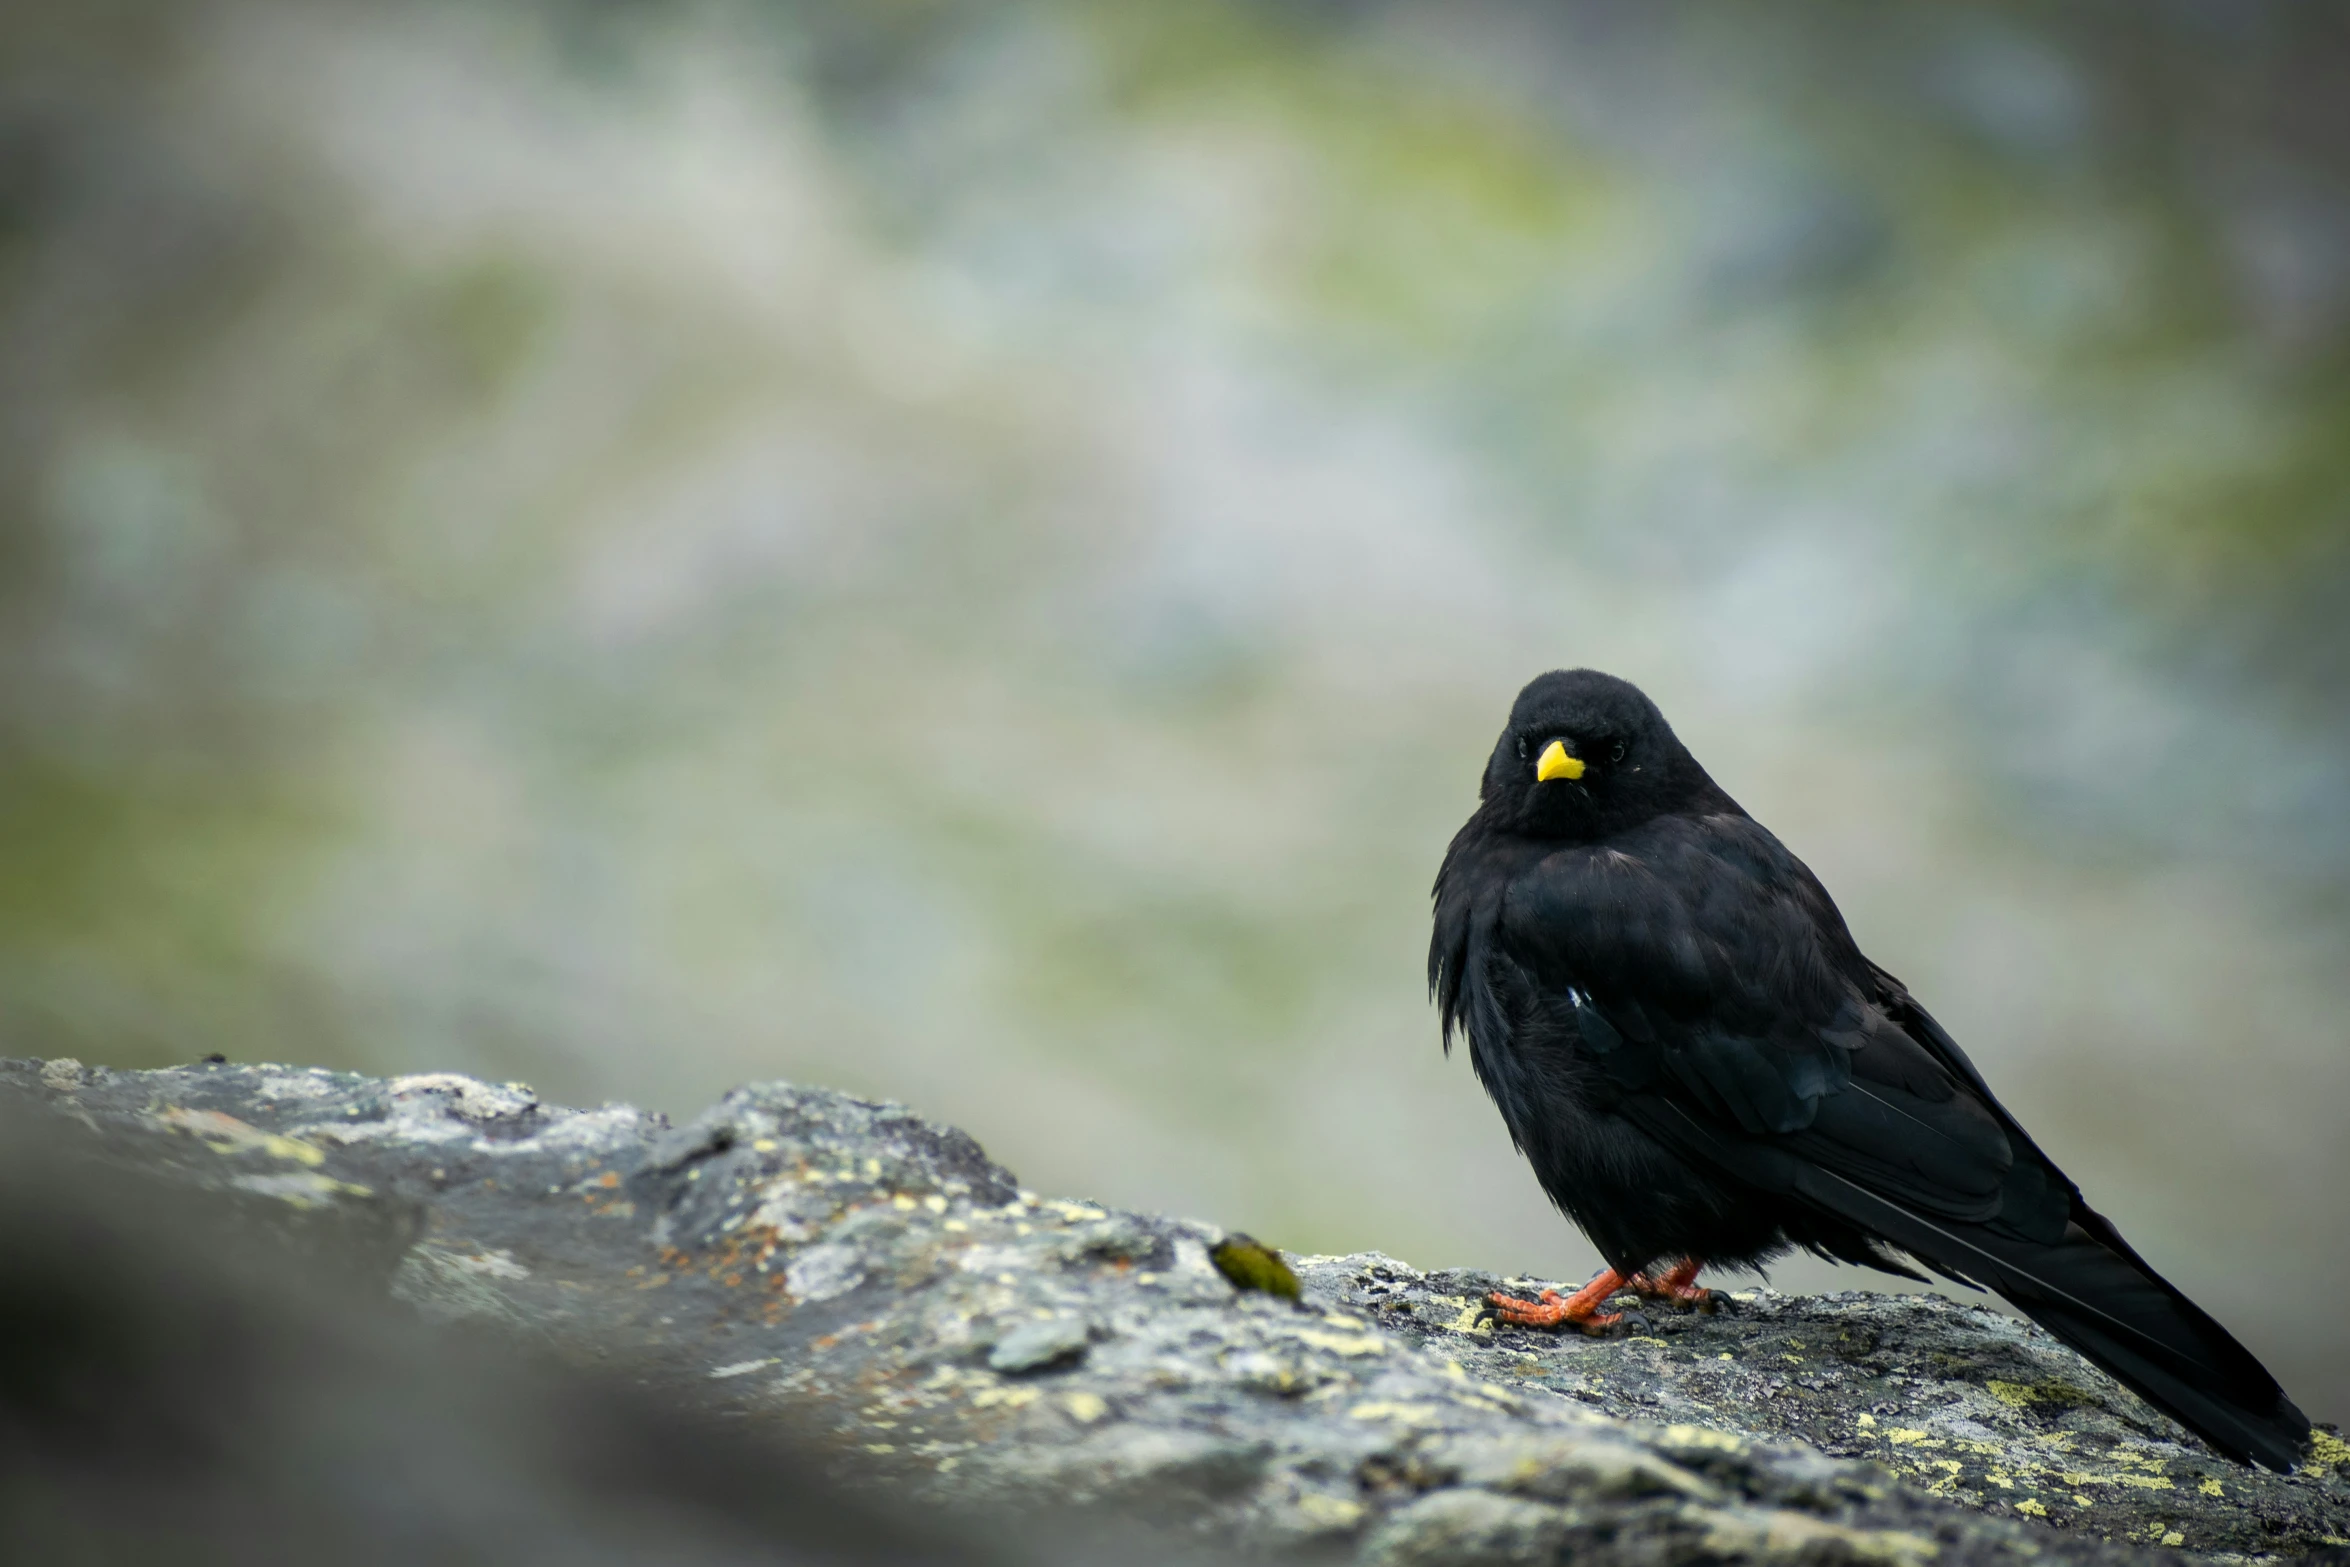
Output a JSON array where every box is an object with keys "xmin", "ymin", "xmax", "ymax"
[
  {"xmin": 1516, "ymin": 737, "xmax": 1528, "ymax": 760},
  {"xmin": 1609, "ymin": 739, "xmax": 1627, "ymax": 764}
]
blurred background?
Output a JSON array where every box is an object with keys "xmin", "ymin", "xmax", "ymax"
[{"xmin": 3, "ymin": 0, "xmax": 2345, "ymax": 1419}]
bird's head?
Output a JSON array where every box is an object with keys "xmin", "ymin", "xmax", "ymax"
[{"xmin": 1481, "ymin": 669, "xmax": 1717, "ymax": 839}]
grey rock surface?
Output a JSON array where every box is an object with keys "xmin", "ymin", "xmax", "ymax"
[{"xmin": 6, "ymin": 1057, "xmax": 2343, "ymax": 1565}]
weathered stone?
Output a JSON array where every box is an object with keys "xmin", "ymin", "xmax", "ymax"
[
  {"xmin": 1307, "ymin": 1256, "xmax": 2349, "ymax": 1559},
  {"xmin": 1359, "ymin": 1489, "xmax": 1574, "ymax": 1566},
  {"xmin": 5, "ymin": 1058, "xmax": 2341, "ymax": 1565},
  {"xmin": 988, "ymin": 1315, "xmax": 1093, "ymax": 1374}
]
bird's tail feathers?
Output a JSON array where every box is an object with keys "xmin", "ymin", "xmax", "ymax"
[{"xmin": 1796, "ymin": 1166, "xmax": 2309, "ymax": 1471}]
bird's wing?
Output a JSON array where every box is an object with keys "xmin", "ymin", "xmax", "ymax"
[{"xmin": 1503, "ymin": 813, "xmax": 2046, "ymax": 1234}]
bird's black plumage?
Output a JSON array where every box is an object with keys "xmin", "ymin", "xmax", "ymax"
[{"xmin": 1431, "ymin": 669, "xmax": 2311, "ymax": 1470}]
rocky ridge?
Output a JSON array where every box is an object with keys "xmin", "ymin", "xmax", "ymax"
[{"xmin": 5, "ymin": 1058, "xmax": 2342, "ymax": 1565}]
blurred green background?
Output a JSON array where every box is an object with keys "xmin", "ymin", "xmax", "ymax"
[{"xmin": 4, "ymin": 1, "xmax": 2346, "ymax": 1420}]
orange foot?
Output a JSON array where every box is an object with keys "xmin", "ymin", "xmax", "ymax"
[
  {"xmin": 1627, "ymin": 1256, "xmax": 1711, "ymax": 1309},
  {"xmin": 1488, "ymin": 1268, "xmax": 1626, "ymax": 1334}
]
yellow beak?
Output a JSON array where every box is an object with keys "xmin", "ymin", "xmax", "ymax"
[{"xmin": 1536, "ymin": 739, "xmax": 1585, "ymax": 782}]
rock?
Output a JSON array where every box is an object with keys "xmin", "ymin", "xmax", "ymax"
[
  {"xmin": 1360, "ymin": 1489, "xmax": 1573, "ymax": 1567},
  {"xmin": 988, "ymin": 1316, "xmax": 1092, "ymax": 1374},
  {"xmin": 1309, "ymin": 1258, "xmax": 2350, "ymax": 1559},
  {"xmin": 6, "ymin": 1058, "xmax": 2343, "ymax": 1564},
  {"xmin": 0, "ymin": 1096, "xmax": 1017, "ymax": 1567}
]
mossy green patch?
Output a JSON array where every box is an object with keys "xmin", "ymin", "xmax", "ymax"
[{"xmin": 1211, "ymin": 1232, "xmax": 1300, "ymax": 1299}]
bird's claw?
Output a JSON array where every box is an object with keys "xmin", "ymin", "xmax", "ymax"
[
  {"xmin": 1626, "ymin": 1259, "xmax": 1713, "ymax": 1311},
  {"xmin": 1486, "ymin": 1287, "xmax": 1622, "ymax": 1335}
]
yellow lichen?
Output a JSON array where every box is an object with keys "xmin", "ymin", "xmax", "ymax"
[
  {"xmin": 1347, "ymin": 1401, "xmax": 1444, "ymax": 1427},
  {"xmin": 1986, "ymin": 1378, "xmax": 2100, "ymax": 1412},
  {"xmin": 1919, "ymin": 1459, "xmax": 1964, "ymax": 1494},
  {"xmin": 968, "ymin": 1386, "xmax": 1040, "ymax": 1410},
  {"xmin": 152, "ymin": 1106, "xmax": 328, "ymax": 1166},
  {"xmin": 1659, "ymin": 1425, "xmax": 1746, "ymax": 1453},
  {"xmin": 1444, "ymin": 1297, "xmax": 1495, "ymax": 1336},
  {"xmin": 1295, "ymin": 1493, "xmax": 1365, "ymax": 1529},
  {"xmin": 1699, "ymin": 1510, "xmax": 1934, "ymax": 1567}
]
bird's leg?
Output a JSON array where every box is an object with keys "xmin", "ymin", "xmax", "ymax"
[
  {"xmin": 1487, "ymin": 1269, "xmax": 1625, "ymax": 1334},
  {"xmin": 1627, "ymin": 1256, "xmax": 1710, "ymax": 1308}
]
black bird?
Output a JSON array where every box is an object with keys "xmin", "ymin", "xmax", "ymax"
[{"xmin": 1430, "ymin": 668, "xmax": 2312, "ymax": 1470}]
